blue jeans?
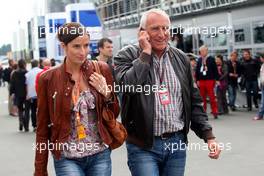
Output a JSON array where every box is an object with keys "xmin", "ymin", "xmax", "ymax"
[
  {"xmin": 126, "ymin": 132, "xmax": 186, "ymax": 176},
  {"xmin": 53, "ymin": 148, "xmax": 111, "ymax": 176},
  {"xmin": 228, "ymin": 85, "xmax": 237, "ymax": 107},
  {"xmin": 258, "ymin": 88, "xmax": 264, "ymax": 118}
]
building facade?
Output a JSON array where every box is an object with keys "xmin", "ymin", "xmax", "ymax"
[{"xmin": 96, "ymin": 0, "xmax": 264, "ymax": 58}]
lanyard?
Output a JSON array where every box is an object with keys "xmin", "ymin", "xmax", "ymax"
[
  {"xmin": 202, "ymin": 57, "xmax": 207, "ymax": 70},
  {"xmin": 70, "ymin": 72, "xmax": 87, "ymax": 140},
  {"xmin": 155, "ymin": 57, "xmax": 166, "ymax": 85},
  {"xmin": 71, "ymin": 73, "xmax": 81, "ymax": 122}
]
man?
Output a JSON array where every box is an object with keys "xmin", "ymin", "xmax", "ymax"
[
  {"xmin": 25, "ymin": 60, "xmax": 42, "ymax": 132},
  {"xmin": 241, "ymin": 50, "xmax": 260, "ymax": 111},
  {"xmin": 196, "ymin": 45, "xmax": 219, "ymax": 119},
  {"xmin": 114, "ymin": 9, "xmax": 220, "ymax": 176},
  {"xmin": 97, "ymin": 38, "xmax": 113, "ymax": 62},
  {"xmin": 226, "ymin": 51, "xmax": 241, "ymax": 111},
  {"xmin": 96, "ymin": 38, "xmax": 114, "ymax": 75}
]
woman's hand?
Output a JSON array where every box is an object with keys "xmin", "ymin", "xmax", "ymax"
[{"xmin": 89, "ymin": 72, "xmax": 111, "ymax": 99}]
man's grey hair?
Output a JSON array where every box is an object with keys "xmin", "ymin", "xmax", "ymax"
[
  {"xmin": 139, "ymin": 9, "xmax": 170, "ymax": 29},
  {"xmin": 43, "ymin": 58, "xmax": 51, "ymax": 67},
  {"xmin": 199, "ymin": 45, "xmax": 208, "ymax": 51}
]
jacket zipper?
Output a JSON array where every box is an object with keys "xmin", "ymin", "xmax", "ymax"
[
  {"xmin": 48, "ymin": 91, "xmax": 57, "ymax": 127},
  {"xmin": 52, "ymin": 91, "xmax": 57, "ymax": 113}
]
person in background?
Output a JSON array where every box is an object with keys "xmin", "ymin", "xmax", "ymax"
[
  {"xmin": 96, "ymin": 38, "xmax": 120, "ymax": 100},
  {"xmin": 50, "ymin": 58, "xmax": 56, "ymax": 67},
  {"xmin": 96, "ymin": 38, "xmax": 114, "ymax": 75},
  {"xmin": 196, "ymin": 45, "xmax": 220, "ymax": 119},
  {"xmin": 226, "ymin": 51, "xmax": 241, "ymax": 111},
  {"xmin": 253, "ymin": 53, "xmax": 264, "ymax": 120},
  {"xmin": 3, "ymin": 59, "xmax": 15, "ymax": 115},
  {"xmin": 241, "ymin": 50, "xmax": 260, "ymax": 111},
  {"xmin": 39, "ymin": 58, "xmax": 44, "ymax": 69},
  {"xmin": 9, "ymin": 61, "xmax": 19, "ymax": 116},
  {"xmin": 215, "ymin": 55, "xmax": 229, "ymax": 115},
  {"xmin": 10, "ymin": 59, "xmax": 27, "ymax": 131},
  {"xmin": 189, "ymin": 55, "xmax": 197, "ymax": 83},
  {"xmin": 35, "ymin": 58, "xmax": 51, "ymax": 93},
  {"xmin": 0, "ymin": 62, "xmax": 4, "ymax": 87},
  {"xmin": 25, "ymin": 60, "xmax": 42, "ymax": 132}
]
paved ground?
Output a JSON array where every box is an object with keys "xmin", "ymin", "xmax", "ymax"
[{"xmin": 0, "ymin": 85, "xmax": 263, "ymax": 176}]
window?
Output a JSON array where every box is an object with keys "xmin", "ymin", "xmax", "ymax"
[
  {"xmin": 57, "ymin": 44, "xmax": 64, "ymax": 56},
  {"xmin": 71, "ymin": 11, "xmax": 77, "ymax": 22},
  {"xmin": 39, "ymin": 48, "xmax": 47, "ymax": 58},
  {"xmin": 49, "ymin": 19, "xmax": 53, "ymax": 33},
  {"xmin": 212, "ymin": 28, "xmax": 227, "ymax": 47},
  {"xmin": 54, "ymin": 19, "xmax": 66, "ymax": 33},
  {"xmin": 235, "ymin": 29, "xmax": 245, "ymax": 42},
  {"xmin": 253, "ymin": 21, "xmax": 264, "ymax": 44},
  {"xmin": 79, "ymin": 10, "xmax": 101, "ymax": 27},
  {"xmin": 200, "ymin": 34, "xmax": 212, "ymax": 47},
  {"xmin": 234, "ymin": 23, "xmax": 251, "ymax": 45}
]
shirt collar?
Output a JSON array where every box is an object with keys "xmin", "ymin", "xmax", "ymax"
[{"xmin": 152, "ymin": 45, "xmax": 169, "ymax": 64}]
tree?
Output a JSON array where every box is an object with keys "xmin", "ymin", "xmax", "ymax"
[{"xmin": 0, "ymin": 44, "xmax": 11, "ymax": 56}]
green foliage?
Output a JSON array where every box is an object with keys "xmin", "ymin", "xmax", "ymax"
[{"xmin": 0, "ymin": 44, "xmax": 11, "ymax": 56}]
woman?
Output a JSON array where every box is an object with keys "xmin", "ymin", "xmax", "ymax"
[
  {"xmin": 10, "ymin": 59, "xmax": 27, "ymax": 131},
  {"xmin": 215, "ymin": 55, "xmax": 229, "ymax": 115},
  {"xmin": 9, "ymin": 61, "xmax": 19, "ymax": 117},
  {"xmin": 34, "ymin": 22, "xmax": 120, "ymax": 176},
  {"xmin": 253, "ymin": 53, "xmax": 264, "ymax": 120}
]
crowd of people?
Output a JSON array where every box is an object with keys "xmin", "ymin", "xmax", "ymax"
[
  {"xmin": 189, "ymin": 46, "xmax": 264, "ymax": 120},
  {"xmin": 0, "ymin": 58, "xmax": 52, "ymax": 132}
]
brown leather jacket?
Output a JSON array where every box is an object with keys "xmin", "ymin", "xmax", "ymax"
[{"xmin": 34, "ymin": 59, "xmax": 119, "ymax": 176}]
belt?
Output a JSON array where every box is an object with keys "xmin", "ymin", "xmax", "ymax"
[{"xmin": 157, "ymin": 130, "xmax": 183, "ymax": 140}]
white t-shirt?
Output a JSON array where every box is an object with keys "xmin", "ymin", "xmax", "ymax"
[{"xmin": 25, "ymin": 67, "xmax": 42, "ymax": 99}]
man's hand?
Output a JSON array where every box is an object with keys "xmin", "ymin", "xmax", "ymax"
[
  {"xmin": 138, "ymin": 29, "xmax": 151, "ymax": 55},
  {"xmin": 207, "ymin": 139, "xmax": 221, "ymax": 159}
]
